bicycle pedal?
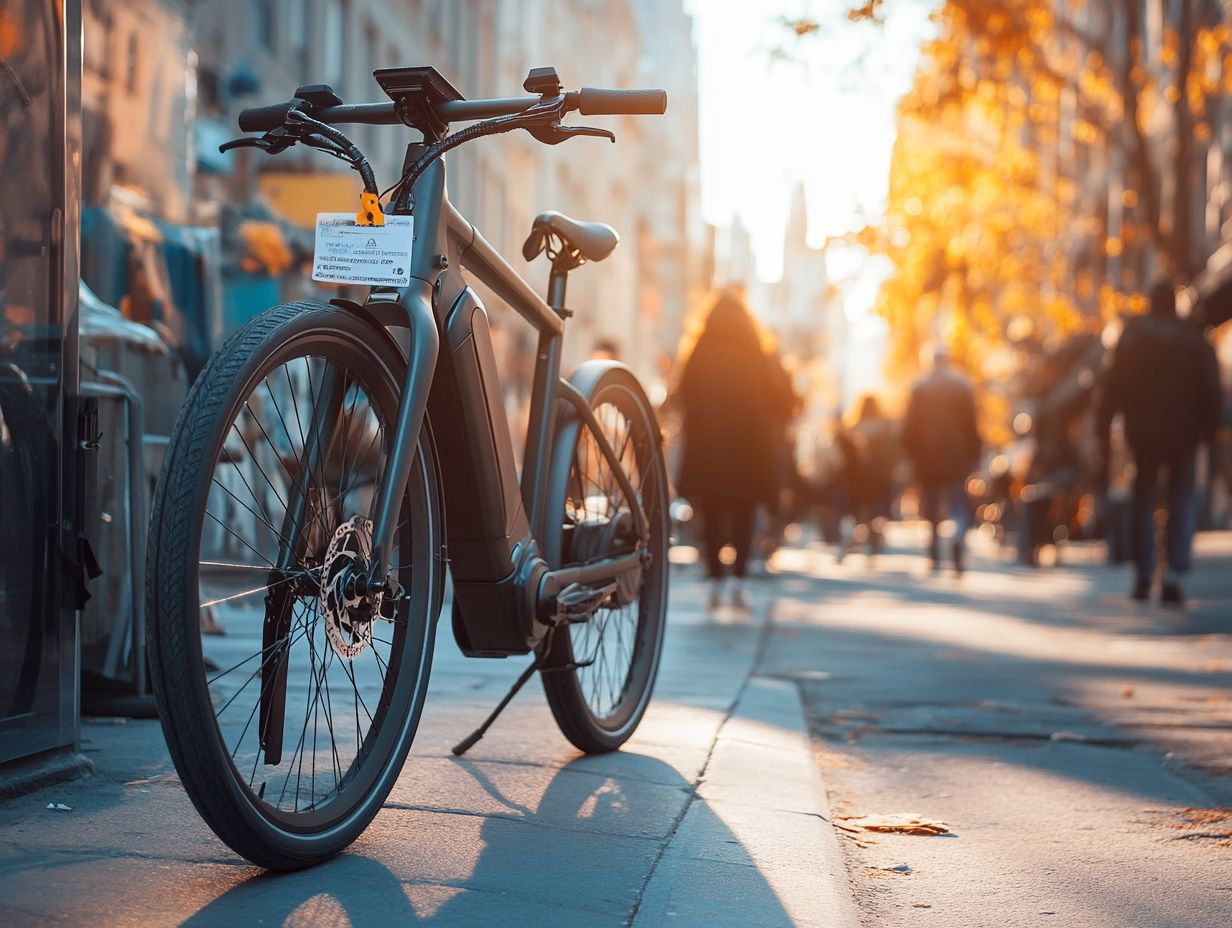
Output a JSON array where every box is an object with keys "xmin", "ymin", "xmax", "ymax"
[{"xmin": 552, "ymin": 581, "xmax": 617, "ymax": 624}]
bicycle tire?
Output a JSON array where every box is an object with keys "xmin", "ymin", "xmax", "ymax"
[
  {"xmin": 540, "ymin": 364, "xmax": 669, "ymax": 753},
  {"xmin": 147, "ymin": 301, "xmax": 442, "ymax": 869}
]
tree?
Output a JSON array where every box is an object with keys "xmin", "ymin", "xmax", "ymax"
[
  {"xmin": 797, "ymin": 1, "xmax": 1231, "ymax": 377},
  {"xmin": 893, "ymin": 0, "xmax": 1232, "ymax": 280}
]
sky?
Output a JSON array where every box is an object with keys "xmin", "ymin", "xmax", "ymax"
[{"xmin": 682, "ymin": 0, "xmax": 935, "ymax": 290}]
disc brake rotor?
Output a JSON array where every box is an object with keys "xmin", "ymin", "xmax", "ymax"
[{"xmin": 320, "ymin": 515, "xmax": 382, "ymax": 660}]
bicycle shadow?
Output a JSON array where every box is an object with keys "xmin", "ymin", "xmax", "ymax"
[{"xmin": 178, "ymin": 752, "xmax": 801, "ymax": 927}]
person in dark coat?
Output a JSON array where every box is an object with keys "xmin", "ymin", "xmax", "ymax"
[
  {"xmin": 676, "ymin": 291, "xmax": 791, "ymax": 609},
  {"xmin": 1096, "ymin": 280, "xmax": 1222, "ymax": 605},
  {"xmin": 902, "ymin": 345, "xmax": 982, "ymax": 573},
  {"xmin": 838, "ymin": 394, "xmax": 898, "ymax": 560}
]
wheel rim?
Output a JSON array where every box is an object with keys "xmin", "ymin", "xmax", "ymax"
[
  {"xmin": 192, "ymin": 335, "xmax": 432, "ymax": 832},
  {"xmin": 560, "ymin": 385, "xmax": 667, "ymax": 729}
]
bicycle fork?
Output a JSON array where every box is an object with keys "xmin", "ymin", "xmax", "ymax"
[{"xmin": 258, "ymin": 282, "xmax": 440, "ymax": 766}]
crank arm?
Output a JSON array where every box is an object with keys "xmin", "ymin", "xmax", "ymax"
[{"xmin": 537, "ymin": 549, "xmax": 645, "ymax": 624}]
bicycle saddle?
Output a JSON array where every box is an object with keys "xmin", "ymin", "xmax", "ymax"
[{"xmin": 522, "ymin": 211, "xmax": 620, "ymax": 264}]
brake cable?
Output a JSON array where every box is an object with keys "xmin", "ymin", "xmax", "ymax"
[
  {"xmin": 285, "ymin": 108, "xmax": 379, "ymax": 194},
  {"xmin": 385, "ymin": 95, "xmax": 571, "ymax": 211}
]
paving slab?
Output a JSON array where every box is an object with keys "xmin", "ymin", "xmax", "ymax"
[{"xmin": 634, "ymin": 676, "xmax": 860, "ymax": 928}]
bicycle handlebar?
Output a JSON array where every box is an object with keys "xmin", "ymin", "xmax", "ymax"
[
  {"xmin": 237, "ymin": 86, "xmax": 667, "ymax": 133},
  {"xmin": 576, "ymin": 88, "xmax": 667, "ymax": 116},
  {"xmin": 238, "ymin": 101, "xmax": 299, "ymax": 132}
]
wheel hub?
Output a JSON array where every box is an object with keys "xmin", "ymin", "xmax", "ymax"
[
  {"xmin": 320, "ymin": 516, "xmax": 382, "ymax": 660},
  {"xmin": 570, "ymin": 509, "xmax": 643, "ymax": 607}
]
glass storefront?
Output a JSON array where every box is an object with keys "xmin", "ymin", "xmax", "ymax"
[{"xmin": 0, "ymin": 0, "xmax": 82, "ymax": 765}]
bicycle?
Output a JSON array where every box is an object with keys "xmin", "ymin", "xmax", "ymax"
[{"xmin": 146, "ymin": 66, "xmax": 670, "ymax": 869}]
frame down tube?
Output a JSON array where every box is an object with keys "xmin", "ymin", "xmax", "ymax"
[{"xmin": 446, "ymin": 203, "xmax": 564, "ymax": 540}]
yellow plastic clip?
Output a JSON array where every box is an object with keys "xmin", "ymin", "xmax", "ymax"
[{"xmin": 356, "ymin": 191, "xmax": 385, "ymax": 227}]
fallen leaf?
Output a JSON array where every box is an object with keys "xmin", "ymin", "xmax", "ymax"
[{"xmin": 836, "ymin": 812, "xmax": 952, "ymax": 836}]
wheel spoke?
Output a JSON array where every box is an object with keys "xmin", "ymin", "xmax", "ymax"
[{"xmin": 203, "ymin": 508, "xmax": 276, "ymax": 568}]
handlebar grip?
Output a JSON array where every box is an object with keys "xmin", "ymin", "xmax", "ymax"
[
  {"xmin": 238, "ymin": 101, "xmax": 296, "ymax": 133},
  {"xmin": 577, "ymin": 88, "xmax": 667, "ymax": 116}
]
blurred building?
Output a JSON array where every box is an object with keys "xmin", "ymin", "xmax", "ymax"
[
  {"xmin": 81, "ymin": 0, "xmax": 709, "ymax": 387},
  {"xmin": 82, "ymin": 0, "xmax": 193, "ymax": 222},
  {"xmin": 1028, "ymin": 0, "xmax": 1232, "ymax": 314},
  {"xmin": 774, "ymin": 185, "xmax": 846, "ymax": 396},
  {"xmin": 631, "ymin": 0, "xmax": 713, "ymax": 373}
]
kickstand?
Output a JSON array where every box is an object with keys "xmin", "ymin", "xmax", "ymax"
[{"xmin": 451, "ymin": 646, "xmax": 549, "ymax": 756}]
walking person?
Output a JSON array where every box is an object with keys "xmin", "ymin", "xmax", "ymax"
[
  {"xmin": 754, "ymin": 350, "xmax": 803, "ymax": 571},
  {"xmin": 838, "ymin": 394, "xmax": 898, "ymax": 561},
  {"xmin": 902, "ymin": 344, "xmax": 982, "ymax": 573},
  {"xmin": 676, "ymin": 291, "xmax": 790, "ymax": 610},
  {"xmin": 1096, "ymin": 280, "xmax": 1222, "ymax": 605}
]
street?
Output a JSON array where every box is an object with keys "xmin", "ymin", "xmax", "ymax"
[
  {"xmin": 767, "ymin": 528, "xmax": 1232, "ymax": 926},
  {"xmin": 0, "ymin": 528, "xmax": 1228, "ymax": 927}
]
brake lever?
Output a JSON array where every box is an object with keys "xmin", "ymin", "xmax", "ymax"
[
  {"xmin": 218, "ymin": 131, "xmax": 298, "ymax": 156},
  {"xmin": 218, "ymin": 137, "xmax": 269, "ymax": 153},
  {"xmin": 525, "ymin": 124, "xmax": 616, "ymax": 146}
]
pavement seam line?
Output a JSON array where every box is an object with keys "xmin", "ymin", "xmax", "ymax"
[{"xmin": 622, "ymin": 596, "xmax": 778, "ymax": 928}]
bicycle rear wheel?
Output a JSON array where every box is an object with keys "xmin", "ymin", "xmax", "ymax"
[
  {"xmin": 541, "ymin": 364, "xmax": 669, "ymax": 753},
  {"xmin": 147, "ymin": 301, "xmax": 442, "ymax": 869}
]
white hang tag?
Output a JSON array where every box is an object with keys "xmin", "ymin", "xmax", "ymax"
[{"xmin": 312, "ymin": 213, "xmax": 414, "ymax": 287}]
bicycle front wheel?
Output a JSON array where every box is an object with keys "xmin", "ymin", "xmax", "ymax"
[
  {"xmin": 147, "ymin": 301, "xmax": 442, "ymax": 869},
  {"xmin": 540, "ymin": 364, "xmax": 670, "ymax": 753}
]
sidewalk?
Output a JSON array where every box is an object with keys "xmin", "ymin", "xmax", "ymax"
[{"xmin": 0, "ymin": 572, "xmax": 856, "ymax": 928}]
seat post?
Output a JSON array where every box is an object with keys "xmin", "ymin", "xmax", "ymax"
[{"xmin": 547, "ymin": 266, "xmax": 569, "ymax": 314}]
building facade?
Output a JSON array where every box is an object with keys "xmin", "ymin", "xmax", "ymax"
[{"xmin": 83, "ymin": 0, "xmax": 709, "ymax": 389}]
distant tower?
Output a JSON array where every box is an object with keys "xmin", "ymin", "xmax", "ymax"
[{"xmin": 722, "ymin": 214, "xmax": 756, "ymax": 289}]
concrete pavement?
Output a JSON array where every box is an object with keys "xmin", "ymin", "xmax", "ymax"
[
  {"xmin": 4, "ymin": 525, "xmax": 1228, "ymax": 926},
  {"xmin": 0, "ymin": 571, "xmax": 855, "ymax": 928},
  {"xmin": 764, "ymin": 527, "xmax": 1232, "ymax": 928}
]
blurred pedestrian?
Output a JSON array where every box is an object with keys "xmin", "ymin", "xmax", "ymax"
[
  {"xmin": 755, "ymin": 350, "xmax": 803, "ymax": 569},
  {"xmin": 902, "ymin": 344, "xmax": 981, "ymax": 573},
  {"xmin": 838, "ymin": 394, "xmax": 898, "ymax": 560},
  {"xmin": 675, "ymin": 291, "xmax": 792, "ymax": 610},
  {"xmin": 1096, "ymin": 280, "xmax": 1222, "ymax": 605},
  {"xmin": 812, "ymin": 412, "xmax": 851, "ymax": 546}
]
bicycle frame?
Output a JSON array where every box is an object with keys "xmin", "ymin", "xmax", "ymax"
[{"xmin": 295, "ymin": 143, "xmax": 646, "ymax": 658}]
